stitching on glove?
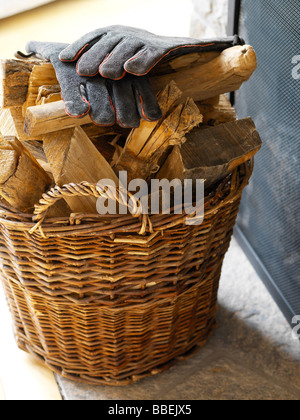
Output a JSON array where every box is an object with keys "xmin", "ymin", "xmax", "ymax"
[
  {"xmin": 115, "ymin": 108, "xmax": 128, "ymax": 128},
  {"xmin": 114, "ymin": 103, "xmax": 135, "ymax": 129},
  {"xmin": 89, "ymin": 117, "xmax": 116, "ymax": 127},
  {"xmin": 124, "ymin": 42, "xmax": 216, "ymax": 76}
]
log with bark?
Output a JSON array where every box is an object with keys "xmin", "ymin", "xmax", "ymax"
[
  {"xmin": 0, "ymin": 58, "xmax": 39, "ymax": 108},
  {"xmin": 156, "ymin": 117, "xmax": 262, "ymax": 191}
]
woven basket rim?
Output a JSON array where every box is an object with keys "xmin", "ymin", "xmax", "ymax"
[{"xmin": 0, "ymin": 160, "xmax": 253, "ymax": 238}]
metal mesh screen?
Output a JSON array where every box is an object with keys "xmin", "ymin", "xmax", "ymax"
[{"xmin": 235, "ymin": 0, "xmax": 300, "ymax": 319}]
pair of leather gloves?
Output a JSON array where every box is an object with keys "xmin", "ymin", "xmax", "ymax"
[{"xmin": 20, "ymin": 26, "xmax": 244, "ymax": 128}]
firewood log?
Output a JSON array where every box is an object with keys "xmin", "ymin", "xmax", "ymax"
[
  {"xmin": 22, "ymin": 62, "xmax": 58, "ymax": 116},
  {"xmin": 42, "ymin": 126, "xmax": 119, "ymax": 213},
  {"xmin": 22, "ymin": 140, "xmax": 52, "ymax": 175},
  {"xmin": 124, "ymin": 81, "xmax": 183, "ymax": 157},
  {"xmin": 156, "ymin": 117, "xmax": 262, "ymax": 191},
  {"xmin": 24, "ymin": 100, "xmax": 92, "ymax": 136},
  {"xmin": 150, "ymin": 45, "xmax": 257, "ymax": 102},
  {"xmin": 23, "ymin": 100, "xmax": 132, "ymax": 138},
  {"xmin": 0, "ymin": 135, "xmax": 70, "ymax": 216}
]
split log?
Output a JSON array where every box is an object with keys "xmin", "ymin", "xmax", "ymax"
[
  {"xmin": 0, "ymin": 136, "xmax": 70, "ymax": 216},
  {"xmin": 115, "ymin": 82, "xmax": 203, "ymax": 182},
  {"xmin": 22, "ymin": 140, "xmax": 46, "ymax": 162},
  {"xmin": 22, "ymin": 140, "xmax": 52, "ymax": 175},
  {"xmin": 43, "ymin": 126, "xmax": 119, "ymax": 213},
  {"xmin": 22, "ymin": 62, "xmax": 58, "ymax": 116},
  {"xmin": 22, "ymin": 45, "xmax": 256, "ymax": 136},
  {"xmin": 24, "ymin": 100, "xmax": 92, "ymax": 136},
  {"xmin": 138, "ymin": 98, "xmax": 202, "ymax": 159},
  {"xmin": 156, "ymin": 117, "xmax": 262, "ymax": 191},
  {"xmin": 124, "ymin": 81, "xmax": 183, "ymax": 157}
]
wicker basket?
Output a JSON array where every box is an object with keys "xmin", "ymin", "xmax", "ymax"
[{"xmin": 0, "ymin": 161, "xmax": 253, "ymax": 385}]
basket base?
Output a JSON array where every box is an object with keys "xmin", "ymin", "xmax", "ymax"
[{"xmin": 15, "ymin": 322, "xmax": 217, "ymax": 386}]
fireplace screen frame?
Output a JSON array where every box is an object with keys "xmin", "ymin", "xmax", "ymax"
[{"xmin": 227, "ymin": 0, "xmax": 300, "ymax": 328}]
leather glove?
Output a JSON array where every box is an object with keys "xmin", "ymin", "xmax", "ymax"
[
  {"xmin": 59, "ymin": 25, "xmax": 244, "ymax": 79},
  {"xmin": 23, "ymin": 41, "xmax": 162, "ymax": 128}
]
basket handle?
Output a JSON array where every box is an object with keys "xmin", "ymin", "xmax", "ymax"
[{"xmin": 30, "ymin": 181, "xmax": 151, "ymax": 236}]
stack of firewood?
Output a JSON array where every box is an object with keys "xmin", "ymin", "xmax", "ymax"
[{"xmin": 0, "ymin": 44, "xmax": 261, "ymax": 218}]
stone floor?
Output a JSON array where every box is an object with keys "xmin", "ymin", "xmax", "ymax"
[{"xmin": 56, "ymin": 236, "xmax": 300, "ymax": 400}]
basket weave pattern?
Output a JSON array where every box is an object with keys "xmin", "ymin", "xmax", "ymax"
[{"xmin": 0, "ymin": 161, "xmax": 253, "ymax": 385}]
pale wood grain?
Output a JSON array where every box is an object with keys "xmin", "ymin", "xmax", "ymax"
[{"xmin": 43, "ymin": 126, "xmax": 119, "ymax": 213}]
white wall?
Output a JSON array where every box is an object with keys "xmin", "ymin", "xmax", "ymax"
[
  {"xmin": 0, "ymin": 0, "xmax": 56, "ymax": 19},
  {"xmin": 190, "ymin": 0, "xmax": 229, "ymax": 38}
]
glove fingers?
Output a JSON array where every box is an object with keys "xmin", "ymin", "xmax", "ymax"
[
  {"xmin": 124, "ymin": 46, "xmax": 164, "ymax": 76},
  {"xmin": 59, "ymin": 28, "xmax": 107, "ymax": 62},
  {"xmin": 99, "ymin": 39, "xmax": 144, "ymax": 80},
  {"xmin": 134, "ymin": 76, "xmax": 162, "ymax": 122},
  {"xmin": 112, "ymin": 78, "xmax": 140, "ymax": 128},
  {"xmin": 76, "ymin": 34, "xmax": 124, "ymax": 76},
  {"xmin": 124, "ymin": 41, "xmax": 230, "ymax": 75},
  {"xmin": 85, "ymin": 78, "xmax": 116, "ymax": 126}
]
